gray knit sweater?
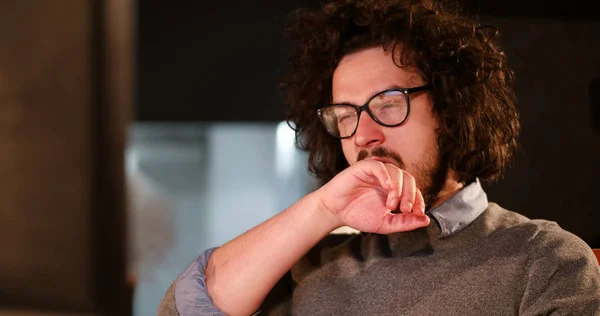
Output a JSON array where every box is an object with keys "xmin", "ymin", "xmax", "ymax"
[{"xmin": 158, "ymin": 183, "xmax": 600, "ymax": 315}]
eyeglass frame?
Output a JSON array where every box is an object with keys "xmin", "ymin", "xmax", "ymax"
[{"xmin": 317, "ymin": 84, "xmax": 432, "ymax": 139}]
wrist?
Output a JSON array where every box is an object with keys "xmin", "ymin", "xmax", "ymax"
[{"xmin": 305, "ymin": 190, "xmax": 342, "ymax": 233}]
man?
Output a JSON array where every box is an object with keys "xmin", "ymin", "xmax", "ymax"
[{"xmin": 158, "ymin": 0, "xmax": 600, "ymax": 315}]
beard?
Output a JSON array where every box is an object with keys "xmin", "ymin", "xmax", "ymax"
[{"xmin": 356, "ymin": 146, "xmax": 448, "ymax": 211}]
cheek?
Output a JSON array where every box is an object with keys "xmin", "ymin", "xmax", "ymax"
[
  {"xmin": 388, "ymin": 126, "xmax": 436, "ymax": 163},
  {"xmin": 409, "ymin": 130, "xmax": 437, "ymax": 159},
  {"xmin": 407, "ymin": 129, "xmax": 440, "ymax": 172}
]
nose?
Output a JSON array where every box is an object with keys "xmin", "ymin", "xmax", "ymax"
[{"xmin": 353, "ymin": 112, "xmax": 384, "ymax": 149}]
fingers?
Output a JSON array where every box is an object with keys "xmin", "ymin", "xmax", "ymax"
[
  {"xmin": 383, "ymin": 165, "xmax": 402, "ymax": 211},
  {"xmin": 360, "ymin": 160, "xmax": 392, "ymax": 192},
  {"xmin": 399, "ymin": 171, "xmax": 416, "ymax": 214},
  {"xmin": 358, "ymin": 160, "xmax": 426, "ymax": 216},
  {"xmin": 413, "ymin": 187, "xmax": 426, "ymax": 216},
  {"xmin": 379, "ymin": 212, "xmax": 431, "ymax": 234},
  {"xmin": 383, "ymin": 164, "xmax": 425, "ymax": 216}
]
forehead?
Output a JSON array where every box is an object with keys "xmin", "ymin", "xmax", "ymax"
[{"xmin": 332, "ymin": 46, "xmax": 423, "ymax": 104}]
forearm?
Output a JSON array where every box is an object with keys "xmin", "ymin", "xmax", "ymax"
[{"xmin": 205, "ymin": 191, "xmax": 340, "ymax": 316}]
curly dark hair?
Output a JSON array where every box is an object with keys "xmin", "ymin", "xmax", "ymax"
[{"xmin": 280, "ymin": 0, "xmax": 520, "ymax": 184}]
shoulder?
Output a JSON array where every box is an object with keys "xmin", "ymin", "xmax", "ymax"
[
  {"xmin": 486, "ymin": 206, "xmax": 600, "ymax": 313},
  {"xmin": 522, "ymin": 219, "xmax": 595, "ymax": 267},
  {"xmin": 482, "ymin": 203, "xmax": 596, "ymax": 267}
]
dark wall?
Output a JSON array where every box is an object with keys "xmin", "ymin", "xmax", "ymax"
[
  {"xmin": 136, "ymin": 1, "xmax": 599, "ymax": 247},
  {"xmin": 480, "ymin": 17, "xmax": 600, "ymax": 247},
  {"xmin": 137, "ymin": 0, "xmax": 598, "ymax": 122},
  {"xmin": 137, "ymin": 0, "xmax": 319, "ymax": 122}
]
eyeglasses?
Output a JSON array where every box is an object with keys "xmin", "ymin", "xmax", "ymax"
[{"xmin": 317, "ymin": 85, "xmax": 431, "ymax": 139}]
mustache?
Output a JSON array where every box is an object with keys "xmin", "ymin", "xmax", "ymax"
[{"xmin": 357, "ymin": 147, "xmax": 405, "ymax": 169}]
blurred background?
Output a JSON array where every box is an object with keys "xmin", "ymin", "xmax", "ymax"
[{"xmin": 0, "ymin": 0, "xmax": 598, "ymax": 315}]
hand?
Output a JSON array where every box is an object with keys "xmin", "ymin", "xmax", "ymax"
[{"xmin": 317, "ymin": 159, "xmax": 430, "ymax": 234}]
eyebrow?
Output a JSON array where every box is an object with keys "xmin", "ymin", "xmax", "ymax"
[{"xmin": 332, "ymin": 84, "xmax": 406, "ymax": 105}]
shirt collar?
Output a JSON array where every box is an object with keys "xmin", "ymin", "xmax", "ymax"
[{"xmin": 427, "ymin": 178, "xmax": 488, "ymax": 238}]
